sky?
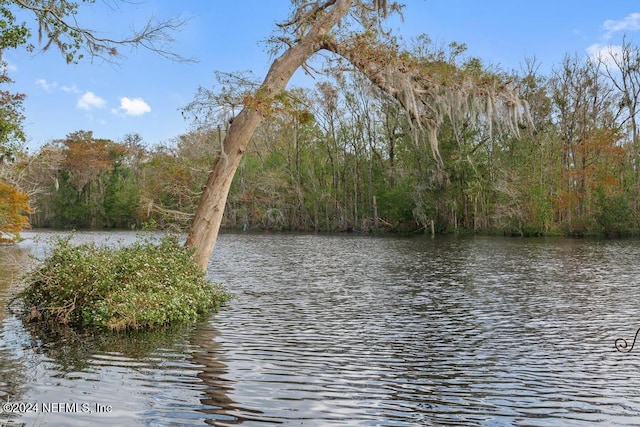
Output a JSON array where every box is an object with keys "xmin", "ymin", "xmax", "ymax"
[{"xmin": 5, "ymin": 0, "xmax": 640, "ymax": 151}]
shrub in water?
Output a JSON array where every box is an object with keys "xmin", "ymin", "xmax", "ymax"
[{"xmin": 19, "ymin": 235, "xmax": 230, "ymax": 331}]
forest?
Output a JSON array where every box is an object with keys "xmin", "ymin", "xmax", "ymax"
[{"xmin": 2, "ymin": 37, "xmax": 640, "ymax": 239}]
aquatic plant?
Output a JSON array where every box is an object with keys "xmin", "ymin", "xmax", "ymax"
[{"xmin": 18, "ymin": 234, "xmax": 230, "ymax": 331}]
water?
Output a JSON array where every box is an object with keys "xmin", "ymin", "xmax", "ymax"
[{"xmin": 2, "ymin": 231, "xmax": 640, "ymax": 426}]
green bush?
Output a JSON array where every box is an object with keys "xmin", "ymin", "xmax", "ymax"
[
  {"xmin": 595, "ymin": 191, "xmax": 635, "ymax": 237},
  {"xmin": 19, "ymin": 235, "xmax": 230, "ymax": 331}
]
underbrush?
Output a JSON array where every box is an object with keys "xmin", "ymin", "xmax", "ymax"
[{"xmin": 18, "ymin": 235, "xmax": 230, "ymax": 331}]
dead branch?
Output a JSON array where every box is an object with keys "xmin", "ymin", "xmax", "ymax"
[{"xmin": 13, "ymin": 0, "xmax": 193, "ymax": 63}]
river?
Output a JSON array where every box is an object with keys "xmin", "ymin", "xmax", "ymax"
[{"xmin": 1, "ymin": 230, "xmax": 640, "ymax": 426}]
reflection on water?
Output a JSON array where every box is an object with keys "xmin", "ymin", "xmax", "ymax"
[
  {"xmin": 2, "ymin": 231, "xmax": 640, "ymax": 425},
  {"xmin": 1, "ymin": 318, "xmax": 231, "ymax": 426},
  {"xmin": 0, "ymin": 242, "xmax": 34, "ymax": 408}
]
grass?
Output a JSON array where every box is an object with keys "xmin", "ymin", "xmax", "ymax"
[{"xmin": 18, "ymin": 234, "xmax": 230, "ymax": 331}]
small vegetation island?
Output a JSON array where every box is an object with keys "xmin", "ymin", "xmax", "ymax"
[
  {"xmin": 17, "ymin": 235, "xmax": 230, "ymax": 331},
  {"xmin": 1, "ymin": 1, "xmax": 640, "ymax": 328}
]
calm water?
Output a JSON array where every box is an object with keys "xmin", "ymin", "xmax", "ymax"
[{"xmin": 2, "ymin": 230, "xmax": 640, "ymax": 426}]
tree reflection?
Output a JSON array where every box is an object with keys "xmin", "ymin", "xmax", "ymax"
[
  {"xmin": 0, "ymin": 244, "xmax": 33, "ymax": 424},
  {"xmin": 6, "ymin": 315, "xmax": 240, "ymax": 426},
  {"xmin": 189, "ymin": 320, "xmax": 244, "ymax": 425}
]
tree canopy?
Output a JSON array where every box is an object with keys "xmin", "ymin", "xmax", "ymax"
[{"xmin": 9, "ymin": 27, "xmax": 640, "ymax": 247}]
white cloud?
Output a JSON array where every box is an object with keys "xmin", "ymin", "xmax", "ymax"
[
  {"xmin": 77, "ymin": 91, "xmax": 106, "ymax": 110},
  {"xmin": 35, "ymin": 79, "xmax": 57, "ymax": 91},
  {"xmin": 119, "ymin": 97, "xmax": 151, "ymax": 116},
  {"xmin": 587, "ymin": 43, "xmax": 624, "ymax": 67},
  {"xmin": 61, "ymin": 84, "xmax": 81, "ymax": 94},
  {"xmin": 587, "ymin": 12, "xmax": 640, "ymax": 68},
  {"xmin": 603, "ymin": 12, "xmax": 640, "ymax": 39}
]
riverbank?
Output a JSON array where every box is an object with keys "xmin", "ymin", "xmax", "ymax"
[{"xmin": 27, "ymin": 221, "xmax": 640, "ymax": 240}]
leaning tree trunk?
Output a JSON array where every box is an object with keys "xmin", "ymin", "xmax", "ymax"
[
  {"xmin": 186, "ymin": 0, "xmax": 527, "ymax": 271},
  {"xmin": 186, "ymin": 0, "xmax": 354, "ymax": 271}
]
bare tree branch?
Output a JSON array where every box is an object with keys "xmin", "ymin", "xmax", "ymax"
[{"xmin": 13, "ymin": 0, "xmax": 193, "ymax": 63}]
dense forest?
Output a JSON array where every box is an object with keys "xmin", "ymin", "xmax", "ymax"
[{"xmin": 3, "ymin": 38, "xmax": 640, "ymax": 238}]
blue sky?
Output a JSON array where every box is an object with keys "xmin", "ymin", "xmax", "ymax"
[{"xmin": 5, "ymin": 1, "xmax": 640, "ymax": 151}]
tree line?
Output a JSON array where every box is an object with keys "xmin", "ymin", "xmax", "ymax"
[{"xmin": 3, "ymin": 38, "xmax": 640, "ymax": 237}]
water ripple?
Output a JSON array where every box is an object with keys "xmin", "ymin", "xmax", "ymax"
[{"xmin": 3, "ymin": 233, "xmax": 640, "ymax": 425}]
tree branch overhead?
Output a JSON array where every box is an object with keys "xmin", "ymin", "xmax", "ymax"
[{"xmin": 13, "ymin": 0, "xmax": 193, "ymax": 63}]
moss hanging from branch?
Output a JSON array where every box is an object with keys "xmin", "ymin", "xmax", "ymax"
[{"xmin": 320, "ymin": 30, "xmax": 533, "ymax": 168}]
